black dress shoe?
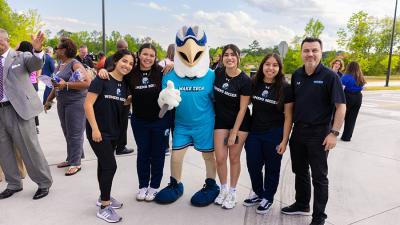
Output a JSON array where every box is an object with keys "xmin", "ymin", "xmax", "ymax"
[
  {"xmin": 116, "ymin": 147, "xmax": 134, "ymax": 155},
  {"xmin": 0, "ymin": 188, "xmax": 23, "ymax": 199},
  {"xmin": 33, "ymin": 188, "xmax": 49, "ymax": 200}
]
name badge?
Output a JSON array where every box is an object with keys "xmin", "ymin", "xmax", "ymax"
[{"xmin": 313, "ymin": 80, "xmax": 323, "ymax": 84}]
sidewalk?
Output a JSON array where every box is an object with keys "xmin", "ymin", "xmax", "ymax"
[
  {"xmin": 0, "ymin": 87, "xmax": 399, "ymax": 225},
  {"xmin": 365, "ymin": 81, "xmax": 400, "ymax": 87}
]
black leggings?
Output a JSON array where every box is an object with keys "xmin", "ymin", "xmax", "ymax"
[{"xmin": 89, "ymin": 139, "xmax": 117, "ymax": 201}]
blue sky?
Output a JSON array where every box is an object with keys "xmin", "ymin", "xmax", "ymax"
[{"xmin": 7, "ymin": 0, "xmax": 397, "ymax": 50}]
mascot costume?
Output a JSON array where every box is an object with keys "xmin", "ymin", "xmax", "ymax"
[{"xmin": 154, "ymin": 25, "xmax": 219, "ymax": 206}]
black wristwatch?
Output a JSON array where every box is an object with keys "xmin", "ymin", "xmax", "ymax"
[{"xmin": 330, "ymin": 129, "xmax": 340, "ymax": 136}]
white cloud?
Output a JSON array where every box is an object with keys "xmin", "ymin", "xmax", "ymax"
[
  {"xmin": 243, "ymin": 0, "xmax": 397, "ymax": 50},
  {"xmin": 183, "ymin": 4, "xmax": 190, "ymax": 9},
  {"xmin": 173, "ymin": 14, "xmax": 186, "ymax": 22},
  {"xmin": 44, "ymin": 16, "xmax": 98, "ymax": 27},
  {"xmin": 185, "ymin": 10, "xmax": 296, "ymax": 48},
  {"xmin": 135, "ymin": 2, "xmax": 169, "ymax": 11},
  {"xmin": 244, "ymin": 0, "xmax": 322, "ymax": 14},
  {"xmin": 148, "ymin": 2, "xmax": 168, "ymax": 11},
  {"xmin": 42, "ymin": 16, "xmax": 99, "ymax": 34}
]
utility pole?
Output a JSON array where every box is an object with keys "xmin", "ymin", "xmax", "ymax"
[
  {"xmin": 386, "ymin": 0, "xmax": 398, "ymax": 87},
  {"xmin": 102, "ymin": 0, "xmax": 106, "ymax": 54}
]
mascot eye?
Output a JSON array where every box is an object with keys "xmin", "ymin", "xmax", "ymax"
[
  {"xmin": 179, "ymin": 52, "xmax": 189, "ymax": 62},
  {"xmin": 194, "ymin": 51, "xmax": 203, "ymax": 61}
]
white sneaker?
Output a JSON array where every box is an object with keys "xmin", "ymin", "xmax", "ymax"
[
  {"xmin": 214, "ymin": 188, "xmax": 229, "ymax": 205},
  {"xmin": 222, "ymin": 191, "xmax": 237, "ymax": 209},
  {"xmin": 136, "ymin": 187, "xmax": 148, "ymax": 201},
  {"xmin": 145, "ymin": 188, "xmax": 158, "ymax": 201}
]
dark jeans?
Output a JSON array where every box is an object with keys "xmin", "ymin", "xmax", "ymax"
[
  {"xmin": 89, "ymin": 139, "xmax": 117, "ymax": 201},
  {"xmin": 342, "ymin": 91, "xmax": 362, "ymax": 141},
  {"xmin": 289, "ymin": 124, "xmax": 330, "ymax": 220},
  {"xmin": 131, "ymin": 115, "xmax": 169, "ymax": 189},
  {"xmin": 245, "ymin": 127, "xmax": 283, "ymax": 202},
  {"xmin": 116, "ymin": 105, "xmax": 130, "ymax": 151}
]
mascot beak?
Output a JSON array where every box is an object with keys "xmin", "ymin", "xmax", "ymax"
[{"xmin": 176, "ymin": 39, "xmax": 206, "ymax": 67}]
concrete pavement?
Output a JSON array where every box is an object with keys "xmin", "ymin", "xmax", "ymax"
[{"xmin": 0, "ymin": 87, "xmax": 399, "ymax": 225}]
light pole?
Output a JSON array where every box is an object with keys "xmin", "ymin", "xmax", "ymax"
[
  {"xmin": 386, "ymin": 0, "xmax": 398, "ymax": 87},
  {"xmin": 102, "ymin": 0, "xmax": 106, "ymax": 54}
]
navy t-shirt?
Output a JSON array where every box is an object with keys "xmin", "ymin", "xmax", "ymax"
[
  {"xmin": 213, "ymin": 68, "xmax": 252, "ymax": 128},
  {"xmin": 291, "ymin": 63, "xmax": 346, "ymax": 125},
  {"xmin": 86, "ymin": 75, "xmax": 128, "ymax": 141},
  {"xmin": 251, "ymin": 81, "xmax": 293, "ymax": 132}
]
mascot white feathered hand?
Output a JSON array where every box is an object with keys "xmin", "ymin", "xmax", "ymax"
[{"xmin": 155, "ymin": 25, "xmax": 220, "ymax": 207}]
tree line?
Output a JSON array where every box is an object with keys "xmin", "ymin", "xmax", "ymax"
[{"xmin": 1, "ymin": 0, "xmax": 399, "ymax": 75}]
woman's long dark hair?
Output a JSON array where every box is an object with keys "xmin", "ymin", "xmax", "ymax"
[
  {"xmin": 130, "ymin": 43, "xmax": 162, "ymax": 89},
  {"xmin": 107, "ymin": 49, "xmax": 135, "ymax": 72},
  {"xmin": 252, "ymin": 53, "xmax": 286, "ymax": 111},
  {"xmin": 221, "ymin": 44, "xmax": 240, "ymax": 70},
  {"xmin": 346, "ymin": 61, "xmax": 366, "ymax": 86}
]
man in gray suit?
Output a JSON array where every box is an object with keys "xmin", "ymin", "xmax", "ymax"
[{"xmin": 0, "ymin": 28, "xmax": 52, "ymax": 200}]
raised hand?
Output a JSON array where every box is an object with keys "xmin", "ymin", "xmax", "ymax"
[{"xmin": 31, "ymin": 31, "xmax": 45, "ymax": 52}]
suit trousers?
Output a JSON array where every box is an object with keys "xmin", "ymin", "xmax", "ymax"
[
  {"xmin": 0, "ymin": 147, "xmax": 26, "ymax": 181},
  {"xmin": 0, "ymin": 104, "xmax": 52, "ymax": 190}
]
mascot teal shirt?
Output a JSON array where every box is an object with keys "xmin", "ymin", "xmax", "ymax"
[{"xmin": 162, "ymin": 69, "xmax": 215, "ymax": 127}]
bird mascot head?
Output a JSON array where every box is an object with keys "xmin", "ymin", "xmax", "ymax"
[{"xmin": 174, "ymin": 25, "xmax": 210, "ymax": 78}]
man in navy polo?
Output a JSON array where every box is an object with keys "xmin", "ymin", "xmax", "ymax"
[{"xmin": 281, "ymin": 37, "xmax": 346, "ymax": 225}]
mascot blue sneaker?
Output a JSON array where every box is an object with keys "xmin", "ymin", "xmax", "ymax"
[
  {"xmin": 191, "ymin": 178, "xmax": 220, "ymax": 207},
  {"xmin": 156, "ymin": 25, "xmax": 218, "ymax": 207},
  {"xmin": 155, "ymin": 176, "xmax": 184, "ymax": 204}
]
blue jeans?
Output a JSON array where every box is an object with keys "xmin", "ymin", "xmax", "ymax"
[
  {"xmin": 244, "ymin": 127, "xmax": 283, "ymax": 202},
  {"xmin": 131, "ymin": 115, "xmax": 170, "ymax": 189}
]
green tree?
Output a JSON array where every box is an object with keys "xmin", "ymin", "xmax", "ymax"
[
  {"xmin": 248, "ymin": 40, "xmax": 261, "ymax": 55},
  {"xmin": 304, "ymin": 18, "xmax": 325, "ymax": 38},
  {"xmin": 336, "ymin": 11, "xmax": 400, "ymax": 75},
  {"xmin": 0, "ymin": 0, "xmax": 43, "ymax": 47},
  {"xmin": 283, "ymin": 48, "xmax": 302, "ymax": 74},
  {"xmin": 337, "ymin": 11, "xmax": 376, "ymax": 56},
  {"xmin": 292, "ymin": 18, "xmax": 325, "ymax": 47}
]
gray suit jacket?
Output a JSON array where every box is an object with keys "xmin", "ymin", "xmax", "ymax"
[{"xmin": 3, "ymin": 49, "xmax": 44, "ymax": 120}]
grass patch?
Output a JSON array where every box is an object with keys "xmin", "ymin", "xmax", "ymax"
[
  {"xmin": 365, "ymin": 76, "xmax": 400, "ymax": 81},
  {"xmin": 364, "ymin": 86, "xmax": 400, "ymax": 91}
]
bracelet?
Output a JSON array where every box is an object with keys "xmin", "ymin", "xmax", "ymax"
[{"xmin": 66, "ymin": 82, "xmax": 69, "ymax": 91}]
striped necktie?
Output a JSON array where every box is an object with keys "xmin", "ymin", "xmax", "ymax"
[{"xmin": 0, "ymin": 56, "xmax": 4, "ymax": 100}]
